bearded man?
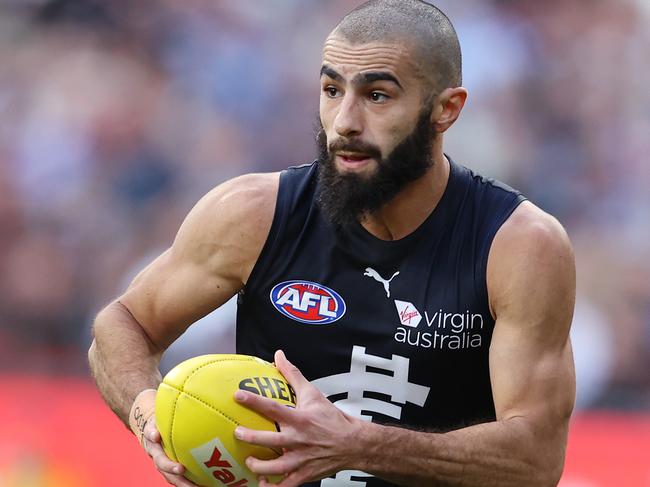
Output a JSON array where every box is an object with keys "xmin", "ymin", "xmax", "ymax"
[{"xmin": 89, "ymin": 1, "xmax": 576, "ymax": 486}]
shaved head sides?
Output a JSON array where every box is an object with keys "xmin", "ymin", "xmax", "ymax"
[{"xmin": 333, "ymin": 0, "xmax": 462, "ymax": 94}]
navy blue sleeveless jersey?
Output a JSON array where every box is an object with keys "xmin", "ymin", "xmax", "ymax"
[{"xmin": 236, "ymin": 158, "xmax": 526, "ymax": 487}]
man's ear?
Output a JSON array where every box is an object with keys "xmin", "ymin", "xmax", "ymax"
[{"xmin": 430, "ymin": 87, "xmax": 468, "ymax": 133}]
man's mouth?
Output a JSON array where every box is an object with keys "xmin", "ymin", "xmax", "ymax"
[
  {"xmin": 335, "ymin": 152, "xmax": 374, "ymax": 168},
  {"xmin": 339, "ymin": 152, "xmax": 368, "ymax": 160}
]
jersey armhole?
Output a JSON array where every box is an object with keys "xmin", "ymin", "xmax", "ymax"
[
  {"xmin": 243, "ymin": 169, "xmax": 292, "ymax": 291},
  {"xmin": 479, "ymin": 194, "xmax": 527, "ymax": 318}
]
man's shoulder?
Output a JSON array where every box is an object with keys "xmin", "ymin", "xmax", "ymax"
[
  {"xmin": 173, "ymin": 172, "xmax": 281, "ymax": 265},
  {"xmin": 204, "ymin": 172, "xmax": 281, "ymax": 214},
  {"xmin": 495, "ymin": 201, "xmax": 571, "ymax": 254},
  {"xmin": 487, "ymin": 201, "xmax": 575, "ymax": 312},
  {"xmin": 207, "ymin": 162, "xmax": 316, "ymax": 212}
]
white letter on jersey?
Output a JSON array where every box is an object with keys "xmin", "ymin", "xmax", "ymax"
[
  {"xmin": 275, "ymin": 288, "xmax": 300, "ymax": 308},
  {"xmin": 299, "ymin": 291, "xmax": 320, "ymax": 311},
  {"xmin": 318, "ymin": 296, "xmax": 337, "ymax": 318}
]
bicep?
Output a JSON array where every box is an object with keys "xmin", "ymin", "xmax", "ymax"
[
  {"xmin": 119, "ymin": 246, "xmax": 242, "ymax": 350},
  {"xmin": 117, "ymin": 173, "xmax": 278, "ymax": 350},
  {"xmin": 487, "ymin": 203, "xmax": 576, "ymax": 429}
]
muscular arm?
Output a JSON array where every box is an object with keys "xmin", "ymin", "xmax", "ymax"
[
  {"xmin": 88, "ymin": 172, "xmax": 279, "ymax": 425},
  {"xmin": 348, "ymin": 202, "xmax": 576, "ymax": 486}
]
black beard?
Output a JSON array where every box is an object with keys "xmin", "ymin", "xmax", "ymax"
[{"xmin": 315, "ymin": 106, "xmax": 435, "ymax": 228}]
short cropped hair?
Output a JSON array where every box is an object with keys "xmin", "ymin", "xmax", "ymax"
[{"xmin": 333, "ymin": 0, "xmax": 462, "ymax": 94}]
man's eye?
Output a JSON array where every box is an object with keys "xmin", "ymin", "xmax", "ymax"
[
  {"xmin": 324, "ymin": 87, "xmax": 340, "ymax": 98},
  {"xmin": 370, "ymin": 92, "xmax": 389, "ymax": 102}
]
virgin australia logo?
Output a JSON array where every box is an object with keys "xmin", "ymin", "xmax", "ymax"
[
  {"xmin": 393, "ymin": 301, "xmax": 486, "ymax": 350},
  {"xmin": 394, "ymin": 300, "xmax": 422, "ymax": 327}
]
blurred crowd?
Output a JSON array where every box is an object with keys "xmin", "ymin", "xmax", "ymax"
[{"xmin": 0, "ymin": 0, "xmax": 648, "ymax": 410}]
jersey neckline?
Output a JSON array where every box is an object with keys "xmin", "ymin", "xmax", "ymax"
[{"xmin": 342, "ymin": 155, "xmax": 461, "ymax": 249}]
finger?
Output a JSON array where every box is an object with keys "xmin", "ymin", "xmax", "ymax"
[
  {"xmin": 274, "ymin": 350, "xmax": 310, "ymax": 395},
  {"xmin": 260, "ymin": 470, "xmax": 308, "ymax": 487},
  {"xmin": 153, "ymin": 450, "xmax": 185, "ymax": 475},
  {"xmin": 245, "ymin": 452, "xmax": 301, "ymax": 476},
  {"xmin": 146, "ymin": 439, "xmax": 185, "ymax": 475},
  {"xmin": 259, "ymin": 476, "xmax": 275, "ymax": 487},
  {"xmin": 145, "ymin": 416, "xmax": 162, "ymax": 443},
  {"xmin": 234, "ymin": 390, "xmax": 295, "ymax": 422},
  {"xmin": 279, "ymin": 470, "xmax": 311, "ymax": 487},
  {"xmin": 234, "ymin": 426, "xmax": 290, "ymax": 449},
  {"xmin": 161, "ymin": 470, "xmax": 200, "ymax": 487}
]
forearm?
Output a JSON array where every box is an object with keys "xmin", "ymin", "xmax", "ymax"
[
  {"xmin": 350, "ymin": 417, "xmax": 566, "ymax": 487},
  {"xmin": 88, "ymin": 300, "xmax": 163, "ymax": 425}
]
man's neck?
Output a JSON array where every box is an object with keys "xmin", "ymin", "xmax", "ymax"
[{"xmin": 359, "ymin": 151, "xmax": 450, "ymax": 241}]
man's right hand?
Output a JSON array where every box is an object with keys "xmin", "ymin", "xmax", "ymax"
[{"xmin": 143, "ymin": 416, "xmax": 200, "ymax": 487}]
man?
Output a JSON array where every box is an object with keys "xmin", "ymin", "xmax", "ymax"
[{"xmin": 89, "ymin": 1, "xmax": 576, "ymax": 486}]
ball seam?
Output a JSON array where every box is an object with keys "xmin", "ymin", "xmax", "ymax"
[
  {"xmin": 168, "ymin": 358, "xmax": 252, "ymax": 461},
  {"xmin": 168, "ymin": 388, "xmax": 182, "ymax": 462},
  {"xmin": 173, "ymin": 386, "xmax": 242, "ymax": 427},
  {"xmin": 174, "ymin": 358, "xmax": 253, "ymax": 428},
  {"xmin": 171, "ymin": 387, "xmax": 283, "ymax": 457},
  {"xmin": 177, "ymin": 387, "xmax": 283, "ymax": 456},
  {"xmin": 168, "ymin": 356, "xmax": 283, "ymax": 457}
]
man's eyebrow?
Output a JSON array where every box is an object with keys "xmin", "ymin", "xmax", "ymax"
[
  {"xmin": 354, "ymin": 71, "xmax": 403, "ymax": 90},
  {"xmin": 320, "ymin": 65, "xmax": 343, "ymax": 82},
  {"xmin": 320, "ymin": 65, "xmax": 403, "ymax": 91}
]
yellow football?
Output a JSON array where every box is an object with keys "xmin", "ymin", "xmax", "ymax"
[{"xmin": 155, "ymin": 354, "xmax": 296, "ymax": 487}]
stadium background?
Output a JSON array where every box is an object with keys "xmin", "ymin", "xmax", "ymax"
[{"xmin": 1, "ymin": 0, "xmax": 649, "ymax": 485}]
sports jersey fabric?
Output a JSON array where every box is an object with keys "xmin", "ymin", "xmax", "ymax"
[{"xmin": 236, "ymin": 157, "xmax": 526, "ymax": 486}]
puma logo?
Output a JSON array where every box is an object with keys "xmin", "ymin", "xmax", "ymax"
[{"xmin": 364, "ymin": 267, "xmax": 400, "ymax": 298}]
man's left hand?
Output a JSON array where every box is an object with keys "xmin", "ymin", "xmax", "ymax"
[{"xmin": 234, "ymin": 350, "xmax": 361, "ymax": 487}]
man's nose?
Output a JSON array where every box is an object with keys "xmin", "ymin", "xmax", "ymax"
[{"xmin": 333, "ymin": 94, "xmax": 363, "ymax": 138}]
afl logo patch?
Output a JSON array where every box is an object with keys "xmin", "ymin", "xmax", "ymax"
[{"xmin": 270, "ymin": 280, "xmax": 346, "ymax": 325}]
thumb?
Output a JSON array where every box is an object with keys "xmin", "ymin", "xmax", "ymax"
[
  {"xmin": 145, "ymin": 415, "xmax": 161, "ymax": 443},
  {"xmin": 274, "ymin": 350, "xmax": 310, "ymax": 395}
]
